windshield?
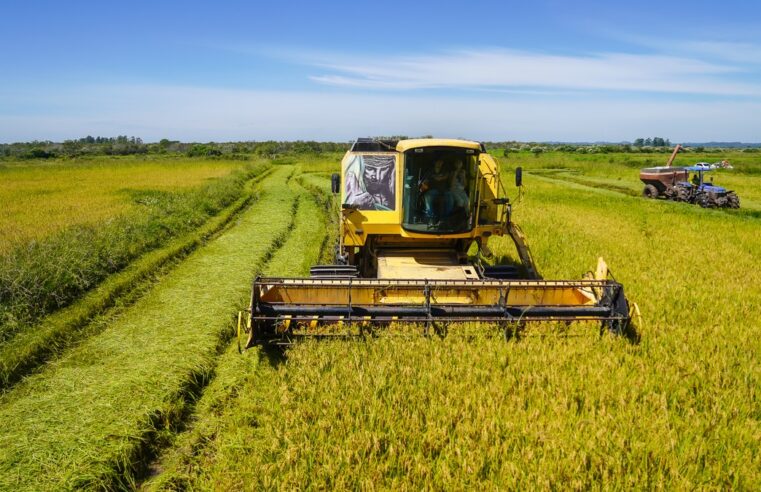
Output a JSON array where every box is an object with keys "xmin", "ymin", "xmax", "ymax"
[{"xmin": 402, "ymin": 148, "xmax": 479, "ymax": 234}]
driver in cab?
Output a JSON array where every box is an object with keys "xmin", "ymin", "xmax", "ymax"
[{"xmin": 420, "ymin": 159, "xmax": 454, "ymax": 222}]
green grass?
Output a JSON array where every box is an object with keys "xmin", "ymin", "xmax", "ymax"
[
  {"xmin": 144, "ymin": 171, "xmax": 331, "ymax": 491},
  {"xmin": 0, "ymin": 166, "xmax": 298, "ymax": 490},
  {"xmin": 264, "ymin": 178, "xmax": 328, "ymax": 277}
]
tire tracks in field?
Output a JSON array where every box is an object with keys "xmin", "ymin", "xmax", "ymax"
[
  {"xmin": 0, "ymin": 167, "xmax": 274, "ymax": 392},
  {"xmin": 0, "ymin": 166, "xmax": 300, "ymax": 491}
]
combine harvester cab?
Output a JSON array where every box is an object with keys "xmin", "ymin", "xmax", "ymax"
[{"xmin": 241, "ymin": 138, "xmax": 637, "ymax": 346}]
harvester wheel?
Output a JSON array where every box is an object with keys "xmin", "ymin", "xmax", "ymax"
[{"xmin": 642, "ymin": 185, "xmax": 659, "ymax": 199}]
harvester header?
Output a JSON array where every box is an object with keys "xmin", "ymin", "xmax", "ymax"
[{"xmin": 241, "ymin": 138, "xmax": 636, "ymax": 345}]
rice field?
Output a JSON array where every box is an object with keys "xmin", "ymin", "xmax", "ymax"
[
  {"xmin": 0, "ymin": 151, "xmax": 759, "ymax": 490},
  {"xmin": 0, "ymin": 156, "xmax": 244, "ymax": 251},
  {"xmin": 0, "ymin": 157, "xmax": 268, "ymax": 375},
  {"xmin": 0, "ymin": 166, "xmax": 301, "ymax": 490}
]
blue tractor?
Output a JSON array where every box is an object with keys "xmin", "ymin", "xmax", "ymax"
[
  {"xmin": 640, "ymin": 165, "xmax": 740, "ymax": 208},
  {"xmin": 674, "ymin": 165, "xmax": 740, "ymax": 208}
]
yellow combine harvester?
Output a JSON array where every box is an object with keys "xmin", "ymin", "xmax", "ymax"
[{"xmin": 241, "ymin": 138, "xmax": 636, "ymax": 346}]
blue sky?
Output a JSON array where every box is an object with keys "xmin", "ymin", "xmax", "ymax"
[{"xmin": 1, "ymin": 0, "xmax": 761, "ymax": 142}]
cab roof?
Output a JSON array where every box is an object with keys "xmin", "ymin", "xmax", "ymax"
[
  {"xmin": 350, "ymin": 137, "xmax": 483, "ymax": 153},
  {"xmin": 397, "ymin": 138, "xmax": 483, "ymax": 152}
]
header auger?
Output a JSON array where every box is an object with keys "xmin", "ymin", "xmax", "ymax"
[{"xmin": 239, "ymin": 138, "xmax": 638, "ymax": 346}]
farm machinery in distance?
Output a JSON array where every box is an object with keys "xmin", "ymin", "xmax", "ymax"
[{"xmin": 639, "ymin": 145, "xmax": 740, "ymax": 209}]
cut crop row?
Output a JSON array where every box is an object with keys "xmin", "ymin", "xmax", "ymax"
[
  {"xmin": 144, "ymin": 173, "xmax": 332, "ymax": 490},
  {"xmin": 0, "ymin": 167, "xmax": 273, "ymax": 390},
  {"xmin": 0, "ymin": 166, "xmax": 299, "ymax": 491},
  {"xmin": 0, "ymin": 161, "xmax": 269, "ymax": 341}
]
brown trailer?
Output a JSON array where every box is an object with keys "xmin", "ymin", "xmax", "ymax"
[{"xmin": 639, "ymin": 166, "xmax": 689, "ymax": 199}]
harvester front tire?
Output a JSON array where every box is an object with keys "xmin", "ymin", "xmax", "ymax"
[{"xmin": 642, "ymin": 185, "xmax": 659, "ymax": 199}]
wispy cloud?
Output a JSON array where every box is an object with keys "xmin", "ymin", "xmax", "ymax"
[
  {"xmin": 298, "ymin": 48, "xmax": 760, "ymax": 96},
  {"xmin": 677, "ymin": 40, "xmax": 761, "ymax": 65},
  {"xmin": 610, "ymin": 34, "xmax": 761, "ymax": 66}
]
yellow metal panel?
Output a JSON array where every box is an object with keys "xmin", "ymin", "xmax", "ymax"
[
  {"xmin": 259, "ymin": 279, "xmax": 601, "ymax": 307},
  {"xmin": 396, "ymin": 139, "xmax": 481, "ymax": 152},
  {"xmin": 376, "ymin": 250, "xmax": 481, "ymax": 280}
]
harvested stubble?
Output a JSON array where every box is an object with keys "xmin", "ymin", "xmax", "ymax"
[
  {"xmin": 149, "ymin": 162, "xmax": 760, "ymax": 490},
  {"xmin": 0, "ymin": 166, "xmax": 297, "ymax": 490}
]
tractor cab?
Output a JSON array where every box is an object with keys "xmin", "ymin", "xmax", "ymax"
[{"xmin": 680, "ymin": 165, "xmax": 729, "ymax": 194}]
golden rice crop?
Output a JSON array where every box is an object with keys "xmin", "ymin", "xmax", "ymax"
[{"xmin": 147, "ymin": 153, "xmax": 761, "ymax": 490}]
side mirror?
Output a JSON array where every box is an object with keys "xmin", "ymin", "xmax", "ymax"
[
  {"xmin": 331, "ymin": 173, "xmax": 340, "ymax": 194},
  {"xmin": 515, "ymin": 167, "xmax": 523, "ymax": 187}
]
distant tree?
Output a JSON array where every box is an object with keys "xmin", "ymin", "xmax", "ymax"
[
  {"xmin": 187, "ymin": 144, "xmax": 221, "ymax": 157},
  {"xmin": 644, "ymin": 138, "xmax": 653, "ymax": 146},
  {"xmin": 61, "ymin": 140, "xmax": 82, "ymax": 157},
  {"xmin": 633, "ymin": 138, "xmax": 645, "ymax": 147}
]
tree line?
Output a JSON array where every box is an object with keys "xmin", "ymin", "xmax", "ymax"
[
  {"xmin": 3, "ymin": 136, "xmax": 760, "ymax": 160},
  {"xmin": 0, "ymin": 138, "xmax": 351, "ymax": 159},
  {"xmin": 632, "ymin": 137, "xmax": 671, "ymax": 147}
]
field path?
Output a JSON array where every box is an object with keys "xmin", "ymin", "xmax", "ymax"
[{"xmin": 0, "ymin": 166, "xmax": 297, "ymax": 490}]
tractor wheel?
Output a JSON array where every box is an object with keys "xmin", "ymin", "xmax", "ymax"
[
  {"xmin": 642, "ymin": 184, "xmax": 659, "ymax": 199},
  {"xmin": 697, "ymin": 193, "xmax": 715, "ymax": 208},
  {"xmin": 675, "ymin": 186, "xmax": 690, "ymax": 202},
  {"xmin": 727, "ymin": 192, "xmax": 740, "ymax": 209}
]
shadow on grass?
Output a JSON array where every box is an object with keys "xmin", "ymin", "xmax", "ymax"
[{"xmin": 259, "ymin": 343, "xmax": 287, "ymax": 368}]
